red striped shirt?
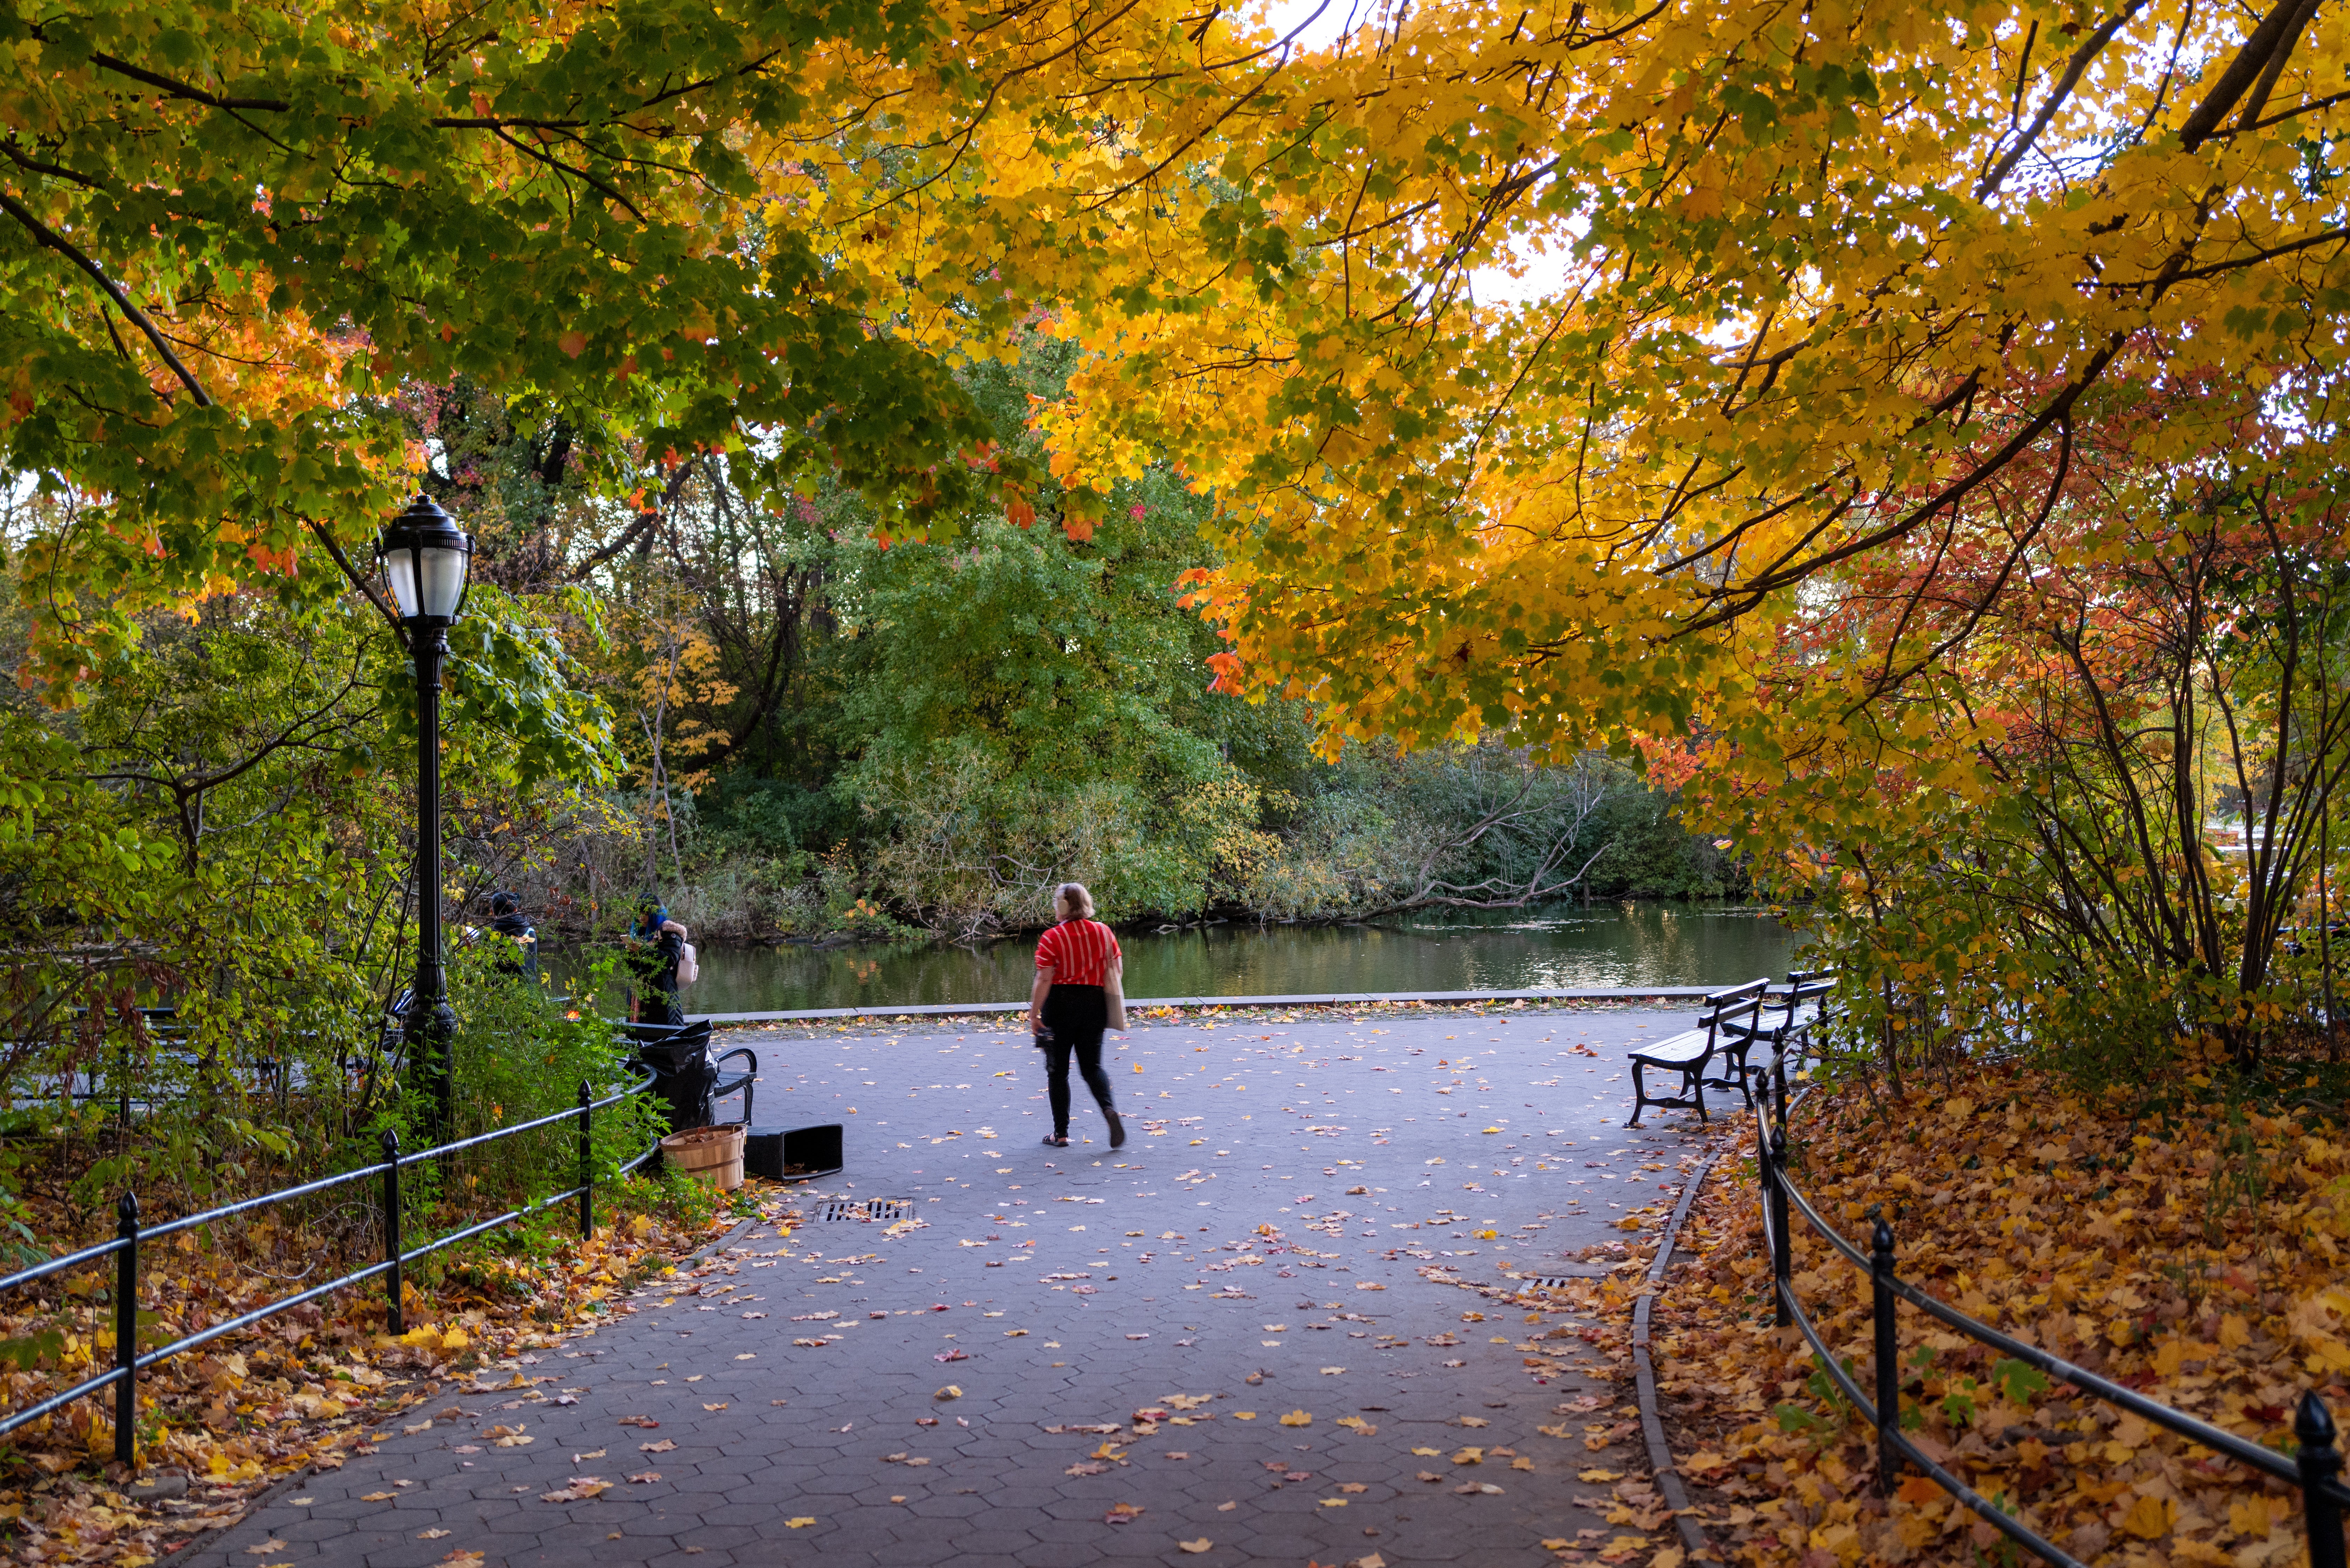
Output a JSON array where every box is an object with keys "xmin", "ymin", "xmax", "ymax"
[{"xmin": 1035, "ymin": 919, "xmax": 1121, "ymax": 986}]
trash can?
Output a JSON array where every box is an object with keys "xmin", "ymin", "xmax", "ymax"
[{"xmin": 623, "ymin": 1020, "xmax": 720, "ymax": 1134}]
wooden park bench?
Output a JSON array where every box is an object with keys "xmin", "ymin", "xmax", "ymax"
[
  {"xmin": 1716, "ymin": 969, "xmax": 1839, "ymax": 1108},
  {"xmin": 1627, "ymin": 978, "xmax": 1770, "ymax": 1128}
]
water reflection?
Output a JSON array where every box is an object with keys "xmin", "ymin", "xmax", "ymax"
[{"xmin": 566, "ymin": 903, "xmax": 1795, "ymax": 1015}]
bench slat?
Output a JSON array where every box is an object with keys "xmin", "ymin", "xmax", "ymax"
[{"xmin": 1628, "ymin": 1029, "xmax": 1710, "ymax": 1065}]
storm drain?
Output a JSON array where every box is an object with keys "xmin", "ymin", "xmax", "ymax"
[{"xmin": 819, "ymin": 1198, "xmax": 912, "ymax": 1223}]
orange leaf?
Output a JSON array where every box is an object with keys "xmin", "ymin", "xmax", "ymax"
[{"xmin": 1895, "ymin": 1474, "xmax": 1944, "ymax": 1507}]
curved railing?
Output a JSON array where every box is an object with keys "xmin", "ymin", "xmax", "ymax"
[{"xmin": 1749, "ymin": 1051, "xmax": 2349, "ymax": 1568}]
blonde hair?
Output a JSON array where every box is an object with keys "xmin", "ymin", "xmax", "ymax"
[{"xmin": 1054, "ymin": 882, "xmax": 1095, "ymax": 921}]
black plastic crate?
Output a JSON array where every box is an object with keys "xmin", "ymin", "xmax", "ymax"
[{"xmin": 745, "ymin": 1123, "xmax": 843, "ymax": 1183}]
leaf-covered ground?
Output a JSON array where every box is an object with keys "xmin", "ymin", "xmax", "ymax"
[
  {"xmin": 1644, "ymin": 1065, "xmax": 2349, "ymax": 1566},
  {"xmin": 0, "ymin": 1174, "xmax": 794, "ymax": 1566}
]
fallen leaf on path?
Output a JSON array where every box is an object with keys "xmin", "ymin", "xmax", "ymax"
[
  {"xmin": 641, "ymin": 1439, "xmax": 677, "ymax": 1452},
  {"xmin": 629, "ymin": 1472, "xmax": 662, "ymax": 1483},
  {"xmin": 1279, "ymin": 1410, "xmax": 1312, "ymax": 1426},
  {"xmin": 785, "ymin": 1517, "xmax": 815, "ymax": 1528},
  {"xmin": 1105, "ymin": 1502, "xmax": 1145, "ymax": 1525},
  {"xmin": 1178, "ymin": 1540, "xmax": 1212, "ymax": 1554}
]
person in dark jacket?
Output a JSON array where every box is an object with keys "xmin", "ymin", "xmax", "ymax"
[
  {"xmin": 628, "ymin": 899, "xmax": 689, "ymax": 1025},
  {"xmin": 487, "ymin": 890, "xmax": 539, "ymax": 980}
]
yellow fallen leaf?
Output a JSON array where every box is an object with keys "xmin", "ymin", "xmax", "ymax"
[
  {"xmin": 1412, "ymin": 1447, "xmax": 1442, "ymax": 1456},
  {"xmin": 1232, "ymin": 1412, "xmax": 1257, "ymax": 1421},
  {"xmin": 418, "ymin": 1529, "xmax": 450, "ymax": 1540},
  {"xmin": 1511, "ymin": 1457, "xmax": 1533, "ymax": 1471},
  {"xmin": 1279, "ymin": 1410, "xmax": 1312, "ymax": 1427},
  {"xmin": 2120, "ymin": 1493, "xmax": 2177, "ymax": 1540},
  {"xmin": 786, "ymin": 1517, "xmax": 817, "ymax": 1529},
  {"xmin": 1578, "ymin": 1469, "xmax": 1622, "ymax": 1483},
  {"xmin": 1178, "ymin": 1541, "xmax": 1212, "ymax": 1554},
  {"xmin": 1452, "ymin": 1448, "xmax": 1484, "ymax": 1465},
  {"xmin": 1319, "ymin": 1497, "xmax": 1348, "ymax": 1507}
]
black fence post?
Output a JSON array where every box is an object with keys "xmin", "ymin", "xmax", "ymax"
[
  {"xmin": 1768, "ymin": 1123, "xmax": 1792, "ymax": 1328},
  {"xmin": 1773, "ymin": 1047, "xmax": 1790, "ymax": 1137},
  {"xmin": 113, "ymin": 1192, "xmax": 137, "ymax": 1468},
  {"xmin": 1872, "ymin": 1217, "xmax": 1900, "ymax": 1493},
  {"xmin": 381, "ymin": 1130, "xmax": 404, "ymax": 1337},
  {"xmin": 577, "ymin": 1079, "xmax": 593, "ymax": 1240},
  {"xmin": 2299, "ymin": 1391, "xmax": 2346, "ymax": 1568},
  {"xmin": 1767, "ymin": 1128, "xmax": 1786, "ymax": 1326}
]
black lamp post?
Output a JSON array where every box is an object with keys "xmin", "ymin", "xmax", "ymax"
[{"xmin": 378, "ymin": 494, "xmax": 473, "ymax": 1145}]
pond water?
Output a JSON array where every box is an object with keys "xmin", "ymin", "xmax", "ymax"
[{"xmin": 597, "ymin": 903, "xmax": 1799, "ymax": 1016}]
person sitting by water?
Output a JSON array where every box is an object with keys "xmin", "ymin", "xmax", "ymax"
[
  {"xmin": 1028, "ymin": 881, "xmax": 1124, "ymax": 1149},
  {"xmin": 628, "ymin": 899, "xmax": 690, "ymax": 1025}
]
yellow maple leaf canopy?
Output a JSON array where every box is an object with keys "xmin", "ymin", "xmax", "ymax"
[{"xmin": 816, "ymin": 0, "xmax": 2350, "ymax": 757}]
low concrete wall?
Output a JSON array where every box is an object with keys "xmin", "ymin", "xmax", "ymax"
[{"xmin": 691, "ymin": 984, "xmax": 1720, "ymax": 1026}]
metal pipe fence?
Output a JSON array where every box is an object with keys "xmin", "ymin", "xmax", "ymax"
[
  {"xmin": 0, "ymin": 1065, "xmax": 657, "ymax": 1470},
  {"xmin": 1751, "ymin": 1049, "xmax": 2349, "ymax": 1568}
]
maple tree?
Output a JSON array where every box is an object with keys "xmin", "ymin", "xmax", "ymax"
[
  {"xmin": 794, "ymin": 0, "xmax": 2350, "ymax": 764},
  {"xmin": 0, "ymin": 0, "xmax": 1018, "ymax": 696},
  {"xmin": 1664, "ymin": 370, "xmax": 2350, "ymax": 1074}
]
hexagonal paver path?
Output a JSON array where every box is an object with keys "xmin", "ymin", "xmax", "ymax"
[{"xmin": 187, "ymin": 1003, "xmax": 1721, "ymax": 1567}]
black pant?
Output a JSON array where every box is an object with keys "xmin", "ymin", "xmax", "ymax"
[{"xmin": 1040, "ymin": 984, "xmax": 1114, "ymax": 1136}]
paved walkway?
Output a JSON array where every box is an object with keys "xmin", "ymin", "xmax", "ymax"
[{"xmin": 193, "ymin": 1005, "xmax": 1719, "ymax": 1567}]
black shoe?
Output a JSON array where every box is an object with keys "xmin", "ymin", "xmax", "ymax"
[
  {"xmin": 1043, "ymin": 1134, "xmax": 1069, "ymax": 1147},
  {"xmin": 1106, "ymin": 1110, "xmax": 1126, "ymax": 1149}
]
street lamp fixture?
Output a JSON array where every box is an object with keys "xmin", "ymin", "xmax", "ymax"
[{"xmin": 378, "ymin": 493, "xmax": 472, "ymax": 1143}]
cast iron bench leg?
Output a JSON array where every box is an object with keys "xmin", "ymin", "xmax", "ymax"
[{"xmin": 1630, "ymin": 1059, "xmax": 1650, "ymax": 1128}]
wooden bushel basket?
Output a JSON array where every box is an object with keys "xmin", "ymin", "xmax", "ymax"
[{"xmin": 659, "ymin": 1124, "xmax": 745, "ymax": 1191}]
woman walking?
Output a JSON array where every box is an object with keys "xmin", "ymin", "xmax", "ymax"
[{"xmin": 1029, "ymin": 882, "xmax": 1124, "ymax": 1149}]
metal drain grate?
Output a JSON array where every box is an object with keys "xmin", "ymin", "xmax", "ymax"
[
  {"xmin": 1506, "ymin": 1267, "xmax": 1609, "ymax": 1289},
  {"xmin": 819, "ymin": 1198, "xmax": 912, "ymax": 1223}
]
